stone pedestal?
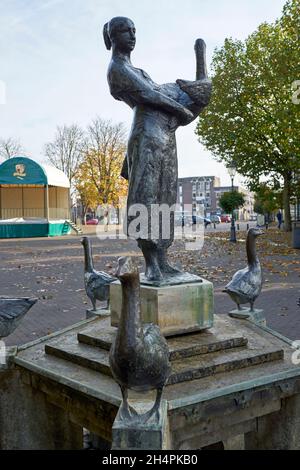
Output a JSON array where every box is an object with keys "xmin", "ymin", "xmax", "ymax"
[
  {"xmin": 112, "ymin": 401, "xmax": 170, "ymax": 450},
  {"xmin": 9, "ymin": 314, "xmax": 300, "ymax": 450},
  {"xmin": 229, "ymin": 308, "xmax": 266, "ymax": 326},
  {"xmin": 110, "ymin": 278, "xmax": 214, "ymax": 336}
]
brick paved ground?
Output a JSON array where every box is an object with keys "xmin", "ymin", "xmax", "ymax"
[{"xmin": 1, "ymin": 226, "xmax": 299, "ymax": 346}]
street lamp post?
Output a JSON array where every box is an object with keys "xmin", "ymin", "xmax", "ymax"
[{"xmin": 227, "ymin": 163, "xmax": 237, "ymax": 243}]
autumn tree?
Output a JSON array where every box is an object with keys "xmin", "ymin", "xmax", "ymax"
[
  {"xmin": 45, "ymin": 124, "xmax": 84, "ymax": 187},
  {"xmin": 219, "ymin": 191, "xmax": 245, "ymax": 215},
  {"xmin": 0, "ymin": 137, "xmax": 24, "ymax": 160},
  {"xmin": 196, "ymin": 0, "xmax": 300, "ymax": 231},
  {"xmin": 75, "ymin": 118, "xmax": 128, "ymax": 214},
  {"xmin": 75, "ymin": 162, "xmax": 99, "ymax": 220},
  {"xmin": 254, "ymin": 184, "xmax": 281, "ymax": 218}
]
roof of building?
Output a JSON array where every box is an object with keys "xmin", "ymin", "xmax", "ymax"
[
  {"xmin": 178, "ymin": 176, "xmax": 217, "ymax": 181},
  {"xmin": 214, "ymin": 186, "xmax": 239, "ymax": 191},
  {"xmin": 0, "ymin": 156, "xmax": 70, "ymax": 188}
]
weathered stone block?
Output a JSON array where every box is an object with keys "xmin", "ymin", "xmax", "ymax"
[
  {"xmin": 112, "ymin": 401, "xmax": 170, "ymax": 450},
  {"xmin": 110, "ymin": 279, "xmax": 214, "ymax": 336}
]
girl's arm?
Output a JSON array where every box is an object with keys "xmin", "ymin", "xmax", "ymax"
[{"xmin": 110, "ymin": 65, "xmax": 193, "ymax": 124}]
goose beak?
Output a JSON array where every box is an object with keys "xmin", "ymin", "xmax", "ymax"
[{"xmin": 116, "ymin": 256, "xmax": 137, "ymax": 278}]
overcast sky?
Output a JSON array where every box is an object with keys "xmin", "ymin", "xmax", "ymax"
[{"xmin": 0, "ymin": 0, "xmax": 286, "ymax": 186}]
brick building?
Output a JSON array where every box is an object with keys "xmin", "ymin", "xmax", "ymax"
[
  {"xmin": 177, "ymin": 177, "xmax": 255, "ymax": 220},
  {"xmin": 177, "ymin": 176, "xmax": 221, "ymax": 217}
]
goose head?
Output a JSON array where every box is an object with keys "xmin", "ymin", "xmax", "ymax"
[
  {"xmin": 116, "ymin": 256, "xmax": 139, "ymax": 282},
  {"xmin": 248, "ymin": 227, "xmax": 264, "ymax": 238},
  {"xmin": 80, "ymin": 236, "xmax": 89, "ymax": 247}
]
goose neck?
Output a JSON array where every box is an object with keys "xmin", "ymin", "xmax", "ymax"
[
  {"xmin": 83, "ymin": 241, "xmax": 94, "ymax": 272},
  {"xmin": 247, "ymin": 235, "xmax": 258, "ymax": 266},
  {"xmin": 119, "ymin": 275, "xmax": 142, "ymax": 339}
]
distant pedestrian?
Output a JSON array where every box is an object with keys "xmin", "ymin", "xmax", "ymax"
[
  {"xmin": 103, "ymin": 210, "xmax": 109, "ymax": 232},
  {"xmin": 277, "ymin": 210, "xmax": 283, "ymax": 229}
]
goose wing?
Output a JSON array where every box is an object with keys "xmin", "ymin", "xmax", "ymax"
[
  {"xmin": 0, "ymin": 298, "xmax": 37, "ymax": 321},
  {"xmin": 225, "ymin": 267, "xmax": 262, "ymax": 298},
  {"xmin": 87, "ymin": 270, "xmax": 116, "ymax": 290},
  {"xmin": 143, "ymin": 324, "xmax": 170, "ymax": 359}
]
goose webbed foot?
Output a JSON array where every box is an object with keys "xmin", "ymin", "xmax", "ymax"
[
  {"xmin": 140, "ymin": 387, "xmax": 163, "ymax": 424},
  {"xmin": 119, "ymin": 402, "xmax": 138, "ymax": 421},
  {"xmin": 119, "ymin": 386, "xmax": 138, "ymax": 421}
]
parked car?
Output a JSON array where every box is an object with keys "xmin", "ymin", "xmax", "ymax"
[
  {"xmin": 192, "ymin": 215, "xmax": 211, "ymax": 228},
  {"xmin": 220, "ymin": 215, "xmax": 231, "ymax": 223},
  {"xmin": 210, "ymin": 215, "xmax": 221, "ymax": 224},
  {"xmin": 86, "ymin": 218, "xmax": 99, "ymax": 225},
  {"xmin": 175, "ymin": 212, "xmax": 193, "ymax": 227}
]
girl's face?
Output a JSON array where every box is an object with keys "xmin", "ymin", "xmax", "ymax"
[{"xmin": 113, "ymin": 19, "xmax": 136, "ymax": 53}]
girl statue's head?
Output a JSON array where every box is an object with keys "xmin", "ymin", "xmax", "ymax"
[{"xmin": 103, "ymin": 17, "xmax": 136, "ymax": 53}]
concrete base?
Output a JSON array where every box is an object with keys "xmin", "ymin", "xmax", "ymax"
[
  {"xmin": 86, "ymin": 308, "xmax": 110, "ymax": 320},
  {"xmin": 110, "ymin": 279, "xmax": 214, "ymax": 336},
  {"xmin": 112, "ymin": 401, "xmax": 169, "ymax": 450},
  {"xmin": 229, "ymin": 308, "xmax": 266, "ymax": 326}
]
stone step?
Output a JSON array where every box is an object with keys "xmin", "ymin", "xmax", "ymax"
[
  {"xmin": 77, "ymin": 327, "xmax": 248, "ymax": 361},
  {"xmin": 45, "ymin": 335, "xmax": 284, "ymax": 386},
  {"xmin": 168, "ymin": 346, "xmax": 283, "ymax": 385},
  {"xmin": 45, "ymin": 342, "xmax": 112, "ymax": 376},
  {"xmin": 65, "ymin": 219, "xmax": 83, "ymax": 235}
]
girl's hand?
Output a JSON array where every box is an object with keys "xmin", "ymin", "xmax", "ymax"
[{"xmin": 177, "ymin": 107, "xmax": 194, "ymax": 126}]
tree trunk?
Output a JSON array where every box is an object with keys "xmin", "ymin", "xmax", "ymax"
[{"xmin": 283, "ymin": 171, "xmax": 292, "ymax": 232}]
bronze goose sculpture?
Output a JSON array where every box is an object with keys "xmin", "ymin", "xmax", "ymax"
[
  {"xmin": 224, "ymin": 228, "xmax": 264, "ymax": 312},
  {"xmin": 81, "ymin": 237, "xmax": 116, "ymax": 311},
  {"xmin": 109, "ymin": 256, "xmax": 171, "ymax": 422},
  {"xmin": 0, "ymin": 297, "xmax": 37, "ymax": 340},
  {"xmin": 176, "ymin": 38, "xmax": 212, "ymax": 110}
]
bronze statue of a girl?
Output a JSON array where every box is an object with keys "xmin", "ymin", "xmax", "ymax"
[{"xmin": 103, "ymin": 17, "xmax": 211, "ymax": 282}]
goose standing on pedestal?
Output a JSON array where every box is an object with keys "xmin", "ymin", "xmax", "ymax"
[
  {"xmin": 81, "ymin": 237, "xmax": 116, "ymax": 311},
  {"xmin": 109, "ymin": 256, "xmax": 171, "ymax": 422},
  {"xmin": 224, "ymin": 228, "xmax": 264, "ymax": 313},
  {"xmin": 0, "ymin": 297, "xmax": 37, "ymax": 340}
]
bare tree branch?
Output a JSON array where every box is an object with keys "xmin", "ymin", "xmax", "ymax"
[
  {"xmin": 44, "ymin": 124, "xmax": 84, "ymax": 187},
  {"xmin": 0, "ymin": 138, "xmax": 24, "ymax": 160}
]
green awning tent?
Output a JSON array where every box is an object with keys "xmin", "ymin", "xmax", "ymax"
[{"xmin": 0, "ymin": 156, "xmax": 71, "ymax": 238}]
